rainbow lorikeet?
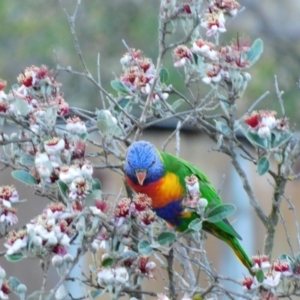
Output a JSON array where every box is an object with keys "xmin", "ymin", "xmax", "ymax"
[{"xmin": 124, "ymin": 141, "xmax": 253, "ymax": 273}]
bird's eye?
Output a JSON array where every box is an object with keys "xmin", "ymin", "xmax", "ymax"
[{"xmin": 150, "ymin": 159, "xmax": 155, "ymax": 166}]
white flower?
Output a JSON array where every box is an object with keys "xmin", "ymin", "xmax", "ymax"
[
  {"xmin": 174, "ymin": 57, "xmax": 190, "ymax": 68},
  {"xmin": 251, "ymin": 255, "xmax": 271, "ymax": 272},
  {"xmin": 242, "ymin": 276, "xmax": 260, "ymax": 290},
  {"xmin": 191, "ymin": 40, "xmax": 218, "ymax": 61},
  {"xmin": 97, "ymin": 268, "xmax": 115, "ymax": 286},
  {"xmin": 44, "ymin": 137, "xmax": 65, "ymax": 155},
  {"xmin": 45, "ymin": 234, "xmax": 58, "ymax": 247},
  {"xmin": 58, "ymin": 233, "xmax": 70, "ymax": 247},
  {"xmin": 68, "ymin": 177, "xmax": 90, "ymax": 201},
  {"xmin": 81, "ymin": 163, "xmax": 93, "ymax": 179},
  {"xmin": 59, "ymin": 165, "xmax": 81, "ymax": 184},
  {"xmin": 0, "ymin": 210, "xmax": 18, "ymax": 226},
  {"xmin": 152, "ymin": 93, "xmax": 169, "ymax": 102},
  {"xmin": 201, "ymin": 12, "xmax": 226, "ymax": 37},
  {"xmin": 262, "ymin": 272, "xmax": 281, "ymax": 289},
  {"xmin": 89, "ymin": 206, "xmax": 107, "ymax": 219},
  {"xmin": 0, "ymin": 290, "xmax": 9, "ymax": 300},
  {"xmin": 202, "ymin": 64, "xmax": 225, "ymax": 84},
  {"xmin": 185, "ymin": 174, "xmax": 200, "ymax": 196},
  {"xmin": 35, "ymin": 152, "xmax": 50, "ymax": 167},
  {"xmin": 257, "ymin": 124, "xmax": 271, "ymax": 140},
  {"xmin": 114, "ymin": 267, "xmax": 129, "ymax": 285},
  {"xmin": 173, "ymin": 45, "xmax": 192, "ymax": 68},
  {"xmin": 32, "ymin": 236, "xmax": 43, "ymax": 247},
  {"xmin": 5, "ymin": 236, "xmax": 28, "ymax": 255},
  {"xmin": 261, "ymin": 115, "xmax": 276, "ymax": 129},
  {"xmin": 36, "ymin": 164, "xmax": 52, "ymax": 179},
  {"xmin": 66, "ymin": 117, "xmax": 87, "ymax": 135}
]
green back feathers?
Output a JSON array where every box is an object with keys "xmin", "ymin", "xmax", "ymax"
[{"xmin": 159, "ymin": 150, "xmax": 241, "ymax": 240}]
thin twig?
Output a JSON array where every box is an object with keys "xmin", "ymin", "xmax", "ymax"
[{"xmin": 274, "ymin": 74, "xmax": 286, "ymax": 116}]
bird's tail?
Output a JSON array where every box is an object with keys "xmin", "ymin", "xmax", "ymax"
[
  {"xmin": 203, "ymin": 222, "xmax": 254, "ymax": 274},
  {"xmin": 225, "ymin": 236, "xmax": 254, "ymax": 274}
]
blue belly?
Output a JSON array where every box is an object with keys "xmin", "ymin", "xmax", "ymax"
[{"xmin": 152, "ymin": 200, "xmax": 184, "ymax": 226}]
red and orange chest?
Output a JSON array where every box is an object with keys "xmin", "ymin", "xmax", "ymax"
[{"xmin": 126, "ymin": 172, "xmax": 184, "ymax": 209}]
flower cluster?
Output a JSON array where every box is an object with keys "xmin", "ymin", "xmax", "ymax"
[
  {"xmin": 0, "ymin": 266, "xmax": 10, "ymax": 300},
  {"xmin": 97, "ymin": 266, "xmax": 129, "ymax": 298},
  {"xmin": 95, "ymin": 251, "xmax": 157, "ymax": 299},
  {"xmin": 113, "ymin": 194, "xmax": 156, "ymax": 227},
  {"xmin": 0, "ymin": 185, "xmax": 20, "ymax": 234},
  {"xmin": 173, "ymin": 36, "xmax": 253, "ymax": 86},
  {"xmin": 5, "ymin": 203, "xmax": 74, "ymax": 259},
  {"xmin": 0, "ymin": 66, "xmax": 96, "ymax": 213},
  {"xmin": 117, "ymin": 49, "xmax": 169, "ymax": 106},
  {"xmin": 120, "ymin": 49, "xmax": 155, "ymax": 95},
  {"xmin": 167, "ymin": 0, "xmax": 262, "ymax": 92},
  {"xmin": 201, "ymin": 0, "xmax": 240, "ymax": 36},
  {"xmin": 242, "ymin": 255, "xmax": 295, "ymax": 295},
  {"xmin": 0, "ymin": 65, "xmax": 68, "ymax": 119},
  {"xmin": 244, "ymin": 110, "xmax": 289, "ymax": 140},
  {"xmin": 136, "ymin": 256, "xmax": 156, "ymax": 279},
  {"xmin": 182, "ymin": 175, "xmax": 208, "ymax": 211}
]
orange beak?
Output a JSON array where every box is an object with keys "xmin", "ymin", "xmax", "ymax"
[{"xmin": 135, "ymin": 169, "xmax": 147, "ymax": 186}]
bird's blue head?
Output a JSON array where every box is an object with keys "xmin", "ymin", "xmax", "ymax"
[{"xmin": 125, "ymin": 141, "xmax": 165, "ymax": 186}]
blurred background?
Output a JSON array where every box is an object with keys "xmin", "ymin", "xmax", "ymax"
[
  {"xmin": 0, "ymin": 0, "xmax": 300, "ymax": 121},
  {"xmin": 0, "ymin": 0, "xmax": 300, "ymax": 298}
]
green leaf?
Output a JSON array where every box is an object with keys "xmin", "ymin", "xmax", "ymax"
[
  {"xmin": 157, "ymin": 231, "xmax": 176, "ymax": 246},
  {"xmin": 192, "ymin": 53, "xmax": 198, "ymax": 65},
  {"xmin": 11, "ymin": 170, "xmax": 37, "ymax": 185},
  {"xmin": 90, "ymin": 289, "xmax": 105, "ymax": 299},
  {"xmin": 138, "ymin": 239, "xmax": 153, "ymax": 255},
  {"xmin": 246, "ymin": 38, "xmax": 263, "ymax": 66},
  {"xmin": 255, "ymin": 269, "xmax": 264, "ymax": 283},
  {"xmin": 171, "ymin": 99, "xmax": 185, "ymax": 111},
  {"xmin": 159, "ymin": 68, "xmax": 169, "ymax": 84},
  {"xmin": 215, "ymin": 120, "xmax": 231, "ymax": 136},
  {"xmin": 188, "ymin": 219, "xmax": 202, "ymax": 231},
  {"xmin": 20, "ymin": 154, "xmax": 35, "ymax": 167},
  {"xmin": 14, "ymin": 99, "xmax": 30, "ymax": 116},
  {"xmin": 8, "ymin": 276, "xmax": 21, "ymax": 290},
  {"xmin": 206, "ymin": 204, "xmax": 236, "ymax": 223},
  {"xmin": 257, "ymin": 156, "xmax": 270, "ymax": 175},
  {"xmin": 114, "ymin": 97, "xmax": 131, "ymax": 112},
  {"xmin": 102, "ymin": 257, "xmax": 114, "ymax": 267},
  {"xmin": 57, "ymin": 180, "xmax": 69, "ymax": 201},
  {"xmin": 85, "ymin": 189, "xmax": 102, "ymax": 207},
  {"xmin": 92, "ymin": 178, "xmax": 102, "ymax": 190},
  {"xmin": 272, "ymin": 131, "xmax": 292, "ymax": 148},
  {"xmin": 274, "ymin": 153, "xmax": 283, "ymax": 164},
  {"xmin": 5, "ymin": 253, "xmax": 25, "ymax": 263},
  {"xmin": 279, "ymin": 254, "xmax": 293, "ymax": 264},
  {"xmin": 96, "ymin": 109, "xmax": 122, "ymax": 138},
  {"xmin": 243, "ymin": 129, "xmax": 268, "ymax": 149},
  {"xmin": 111, "ymin": 80, "xmax": 130, "ymax": 94}
]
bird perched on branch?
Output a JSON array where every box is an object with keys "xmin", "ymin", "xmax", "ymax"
[{"xmin": 124, "ymin": 140, "xmax": 253, "ymax": 273}]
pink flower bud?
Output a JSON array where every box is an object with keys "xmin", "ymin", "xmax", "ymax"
[{"xmin": 185, "ymin": 175, "xmax": 200, "ymax": 196}]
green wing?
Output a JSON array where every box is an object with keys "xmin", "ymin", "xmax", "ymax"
[{"xmin": 160, "ymin": 151, "xmax": 241, "ymax": 239}]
